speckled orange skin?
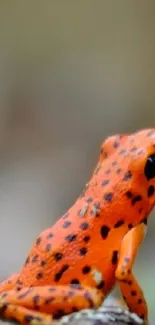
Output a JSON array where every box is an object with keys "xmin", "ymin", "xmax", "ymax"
[{"xmin": 0, "ymin": 128, "xmax": 155, "ymax": 325}]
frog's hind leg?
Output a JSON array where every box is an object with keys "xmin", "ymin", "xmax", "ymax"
[
  {"xmin": 0, "ymin": 285, "xmax": 104, "ymax": 325},
  {"xmin": 0, "ymin": 272, "xmax": 20, "ymax": 293}
]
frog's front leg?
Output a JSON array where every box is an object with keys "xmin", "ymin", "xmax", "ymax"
[
  {"xmin": 0, "ymin": 285, "xmax": 104, "ymax": 325},
  {"xmin": 115, "ymin": 223, "xmax": 148, "ymax": 323}
]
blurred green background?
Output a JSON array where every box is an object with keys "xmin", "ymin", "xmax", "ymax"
[{"xmin": 0, "ymin": 1, "xmax": 155, "ymax": 323}]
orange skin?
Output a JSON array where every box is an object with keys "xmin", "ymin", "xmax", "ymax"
[{"xmin": 0, "ymin": 128, "xmax": 155, "ymax": 325}]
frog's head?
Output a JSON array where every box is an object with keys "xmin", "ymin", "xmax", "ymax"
[{"xmin": 98, "ymin": 128, "xmax": 155, "ymax": 224}]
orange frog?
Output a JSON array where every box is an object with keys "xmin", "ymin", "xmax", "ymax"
[{"xmin": 0, "ymin": 128, "xmax": 155, "ymax": 325}]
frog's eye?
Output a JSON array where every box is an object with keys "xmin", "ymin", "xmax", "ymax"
[{"xmin": 144, "ymin": 155, "xmax": 155, "ymax": 180}]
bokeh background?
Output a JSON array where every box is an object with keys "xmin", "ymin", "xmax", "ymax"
[{"xmin": 0, "ymin": 1, "xmax": 155, "ymax": 323}]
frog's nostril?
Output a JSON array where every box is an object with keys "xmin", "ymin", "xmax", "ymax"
[{"xmin": 147, "ymin": 185, "xmax": 155, "ymax": 197}]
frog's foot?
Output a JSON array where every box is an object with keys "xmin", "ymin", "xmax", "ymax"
[
  {"xmin": 0, "ymin": 272, "xmax": 20, "ymax": 293},
  {"xmin": 0, "ymin": 304, "xmax": 53, "ymax": 325},
  {"xmin": 0, "ymin": 285, "xmax": 104, "ymax": 325}
]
